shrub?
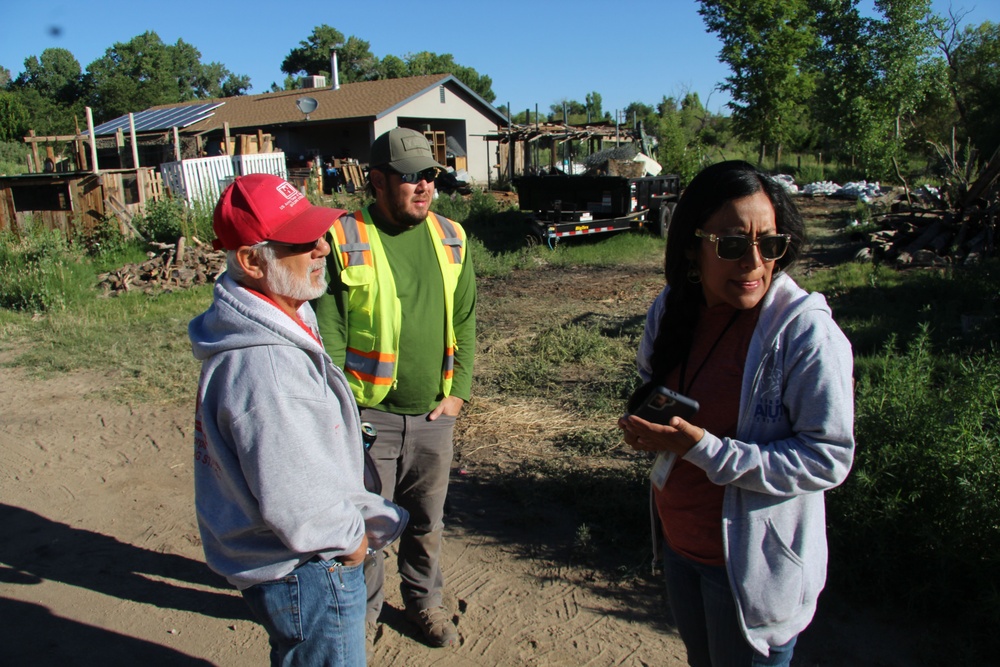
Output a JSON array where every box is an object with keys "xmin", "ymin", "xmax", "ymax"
[
  {"xmin": 78, "ymin": 215, "xmax": 134, "ymax": 258},
  {"xmin": 132, "ymin": 197, "xmax": 214, "ymax": 244},
  {"xmin": 828, "ymin": 325, "xmax": 1000, "ymax": 653},
  {"xmin": 0, "ymin": 140, "xmax": 30, "ymax": 176},
  {"xmin": 0, "ymin": 225, "xmax": 77, "ymax": 312}
]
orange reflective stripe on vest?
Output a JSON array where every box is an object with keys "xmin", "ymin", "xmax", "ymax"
[
  {"xmin": 344, "ymin": 347, "xmax": 396, "ymax": 386},
  {"xmin": 333, "ymin": 209, "xmax": 373, "ymax": 268},
  {"xmin": 442, "ymin": 344, "xmax": 454, "ymax": 380},
  {"xmin": 429, "ymin": 213, "xmax": 465, "ymax": 265}
]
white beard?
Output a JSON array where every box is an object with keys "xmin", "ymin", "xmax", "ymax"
[{"xmin": 264, "ymin": 256, "xmax": 328, "ymax": 302}]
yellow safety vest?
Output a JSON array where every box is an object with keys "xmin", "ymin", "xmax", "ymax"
[{"xmin": 329, "ymin": 208, "xmax": 466, "ymax": 407}]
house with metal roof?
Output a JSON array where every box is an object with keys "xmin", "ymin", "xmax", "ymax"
[{"xmin": 93, "ymin": 73, "xmax": 509, "ymax": 186}]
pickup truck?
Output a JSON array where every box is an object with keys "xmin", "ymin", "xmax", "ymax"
[{"xmin": 513, "ymin": 173, "xmax": 681, "ymax": 247}]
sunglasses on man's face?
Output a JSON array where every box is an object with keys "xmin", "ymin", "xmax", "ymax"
[
  {"xmin": 266, "ymin": 238, "xmax": 323, "ymax": 254},
  {"xmin": 390, "ymin": 167, "xmax": 441, "ymax": 184},
  {"xmin": 694, "ymin": 229, "xmax": 791, "ymax": 262}
]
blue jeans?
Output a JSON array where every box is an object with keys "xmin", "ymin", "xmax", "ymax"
[
  {"xmin": 662, "ymin": 543, "xmax": 797, "ymax": 667},
  {"xmin": 241, "ymin": 558, "xmax": 366, "ymax": 667}
]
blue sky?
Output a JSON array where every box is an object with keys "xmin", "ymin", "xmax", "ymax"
[{"xmin": 1, "ymin": 0, "xmax": 997, "ymax": 118}]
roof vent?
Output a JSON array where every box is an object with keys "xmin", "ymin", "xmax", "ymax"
[{"xmin": 299, "ymin": 75, "xmax": 327, "ymax": 89}]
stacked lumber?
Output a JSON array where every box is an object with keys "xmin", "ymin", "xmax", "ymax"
[{"xmin": 334, "ymin": 159, "xmax": 365, "ymax": 191}]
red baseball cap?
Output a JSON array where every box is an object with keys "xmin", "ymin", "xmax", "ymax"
[{"xmin": 211, "ymin": 174, "xmax": 345, "ymax": 250}]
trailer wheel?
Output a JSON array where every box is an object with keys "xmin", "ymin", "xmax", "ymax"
[
  {"xmin": 524, "ymin": 233, "xmax": 540, "ymax": 248},
  {"xmin": 659, "ymin": 203, "xmax": 676, "ymax": 239}
]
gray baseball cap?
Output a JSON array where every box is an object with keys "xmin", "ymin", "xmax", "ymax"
[{"xmin": 370, "ymin": 127, "xmax": 444, "ymax": 173}]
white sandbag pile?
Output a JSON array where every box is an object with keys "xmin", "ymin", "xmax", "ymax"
[
  {"xmin": 836, "ymin": 181, "xmax": 885, "ymax": 202},
  {"xmin": 773, "ymin": 174, "xmax": 799, "ymax": 194},
  {"xmin": 796, "ymin": 179, "xmax": 885, "ymax": 202},
  {"xmin": 801, "ymin": 181, "xmax": 841, "ymax": 196}
]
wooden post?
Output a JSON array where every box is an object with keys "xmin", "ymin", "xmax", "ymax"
[
  {"xmin": 257, "ymin": 129, "xmax": 265, "ymax": 154},
  {"xmin": 128, "ymin": 113, "xmax": 140, "ymax": 168},
  {"xmin": 74, "ymin": 117, "xmax": 86, "ymax": 171},
  {"xmin": 86, "ymin": 107, "xmax": 99, "ymax": 174},
  {"xmin": 128, "ymin": 112, "xmax": 145, "ymax": 206},
  {"xmin": 28, "ymin": 130, "xmax": 40, "ymax": 174},
  {"xmin": 116, "ymin": 128, "xmax": 126, "ymax": 167},
  {"xmin": 223, "ymin": 122, "xmax": 231, "ymax": 155},
  {"xmin": 173, "ymin": 127, "xmax": 181, "ymax": 160}
]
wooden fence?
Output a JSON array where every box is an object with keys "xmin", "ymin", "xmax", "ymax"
[{"xmin": 0, "ymin": 167, "xmax": 162, "ymax": 238}]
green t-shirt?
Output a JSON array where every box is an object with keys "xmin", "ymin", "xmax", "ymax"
[{"xmin": 313, "ymin": 205, "xmax": 476, "ymax": 414}]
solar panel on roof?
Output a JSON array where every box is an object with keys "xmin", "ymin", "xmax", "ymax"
[{"xmin": 87, "ymin": 102, "xmax": 225, "ymax": 136}]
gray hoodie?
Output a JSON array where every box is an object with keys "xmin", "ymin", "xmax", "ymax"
[
  {"xmin": 638, "ymin": 272, "xmax": 855, "ymax": 655},
  {"xmin": 190, "ymin": 273, "xmax": 407, "ymax": 590}
]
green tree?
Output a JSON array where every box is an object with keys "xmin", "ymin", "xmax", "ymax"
[
  {"xmin": 548, "ymin": 98, "xmax": 587, "ymax": 123},
  {"xmin": 195, "ymin": 62, "xmax": 251, "ymax": 99},
  {"xmin": 810, "ymin": 0, "xmax": 935, "ymax": 177},
  {"xmin": 280, "ymin": 25, "xmax": 379, "ymax": 84},
  {"xmin": 7, "ymin": 48, "xmax": 87, "ymax": 135},
  {"xmin": 398, "ymin": 51, "xmax": 495, "ymax": 103},
  {"xmin": 656, "ymin": 94, "xmax": 713, "ymax": 182},
  {"xmin": 0, "ymin": 91, "xmax": 30, "ymax": 142},
  {"xmin": 699, "ymin": 0, "xmax": 818, "ymax": 165},
  {"xmin": 11, "ymin": 48, "xmax": 82, "ymax": 104},
  {"xmin": 85, "ymin": 32, "xmax": 249, "ymax": 122},
  {"xmin": 0, "ymin": 66, "xmax": 10, "ymax": 87},
  {"xmin": 585, "ymin": 92, "xmax": 604, "ymax": 122},
  {"xmin": 378, "ymin": 54, "xmax": 409, "ymax": 79},
  {"xmin": 937, "ymin": 18, "xmax": 1000, "ymax": 154}
]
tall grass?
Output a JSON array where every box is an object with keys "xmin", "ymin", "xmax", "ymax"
[
  {"xmin": 0, "ymin": 226, "xmax": 78, "ymax": 312},
  {"xmin": 0, "ymin": 140, "xmax": 30, "ymax": 176},
  {"xmin": 828, "ymin": 325, "xmax": 1000, "ymax": 660}
]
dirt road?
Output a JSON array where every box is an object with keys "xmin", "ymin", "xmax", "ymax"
[{"xmin": 0, "ymin": 359, "xmax": 691, "ymax": 666}]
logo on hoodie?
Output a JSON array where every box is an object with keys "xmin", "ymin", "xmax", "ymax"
[{"xmin": 753, "ymin": 398, "xmax": 786, "ymax": 423}]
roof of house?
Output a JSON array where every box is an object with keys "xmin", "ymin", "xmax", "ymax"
[{"xmin": 138, "ymin": 73, "xmax": 507, "ymax": 135}]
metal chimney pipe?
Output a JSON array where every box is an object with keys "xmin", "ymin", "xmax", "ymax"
[{"xmin": 330, "ymin": 49, "xmax": 340, "ymax": 90}]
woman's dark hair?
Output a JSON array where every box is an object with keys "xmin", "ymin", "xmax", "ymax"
[{"xmin": 648, "ymin": 160, "xmax": 806, "ymax": 381}]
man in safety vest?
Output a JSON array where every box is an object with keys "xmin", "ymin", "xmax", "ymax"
[{"xmin": 313, "ymin": 127, "xmax": 476, "ymax": 649}]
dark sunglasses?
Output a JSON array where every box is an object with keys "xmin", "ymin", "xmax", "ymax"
[
  {"xmin": 266, "ymin": 238, "xmax": 323, "ymax": 254},
  {"xmin": 694, "ymin": 229, "xmax": 791, "ymax": 262},
  {"xmin": 389, "ymin": 167, "xmax": 441, "ymax": 184}
]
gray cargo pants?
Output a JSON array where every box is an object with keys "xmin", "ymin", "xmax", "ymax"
[{"xmin": 360, "ymin": 408, "xmax": 455, "ymax": 622}]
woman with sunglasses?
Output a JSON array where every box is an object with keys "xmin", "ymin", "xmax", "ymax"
[{"xmin": 618, "ymin": 160, "xmax": 855, "ymax": 667}]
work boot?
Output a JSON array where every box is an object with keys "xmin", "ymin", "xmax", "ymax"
[{"xmin": 405, "ymin": 605, "xmax": 458, "ymax": 647}]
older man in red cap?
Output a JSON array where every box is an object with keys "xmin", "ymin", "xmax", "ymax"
[{"xmin": 190, "ymin": 173, "xmax": 408, "ymax": 667}]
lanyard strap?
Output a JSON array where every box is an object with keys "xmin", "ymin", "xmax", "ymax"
[{"xmin": 678, "ymin": 310, "xmax": 741, "ymax": 395}]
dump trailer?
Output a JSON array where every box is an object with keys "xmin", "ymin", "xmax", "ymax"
[{"xmin": 514, "ymin": 173, "xmax": 681, "ymax": 247}]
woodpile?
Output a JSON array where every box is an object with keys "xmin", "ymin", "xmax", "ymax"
[
  {"xmin": 97, "ymin": 237, "xmax": 226, "ymax": 296},
  {"xmin": 859, "ymin": 146, "xmax": 998, "ymax": 268}
]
